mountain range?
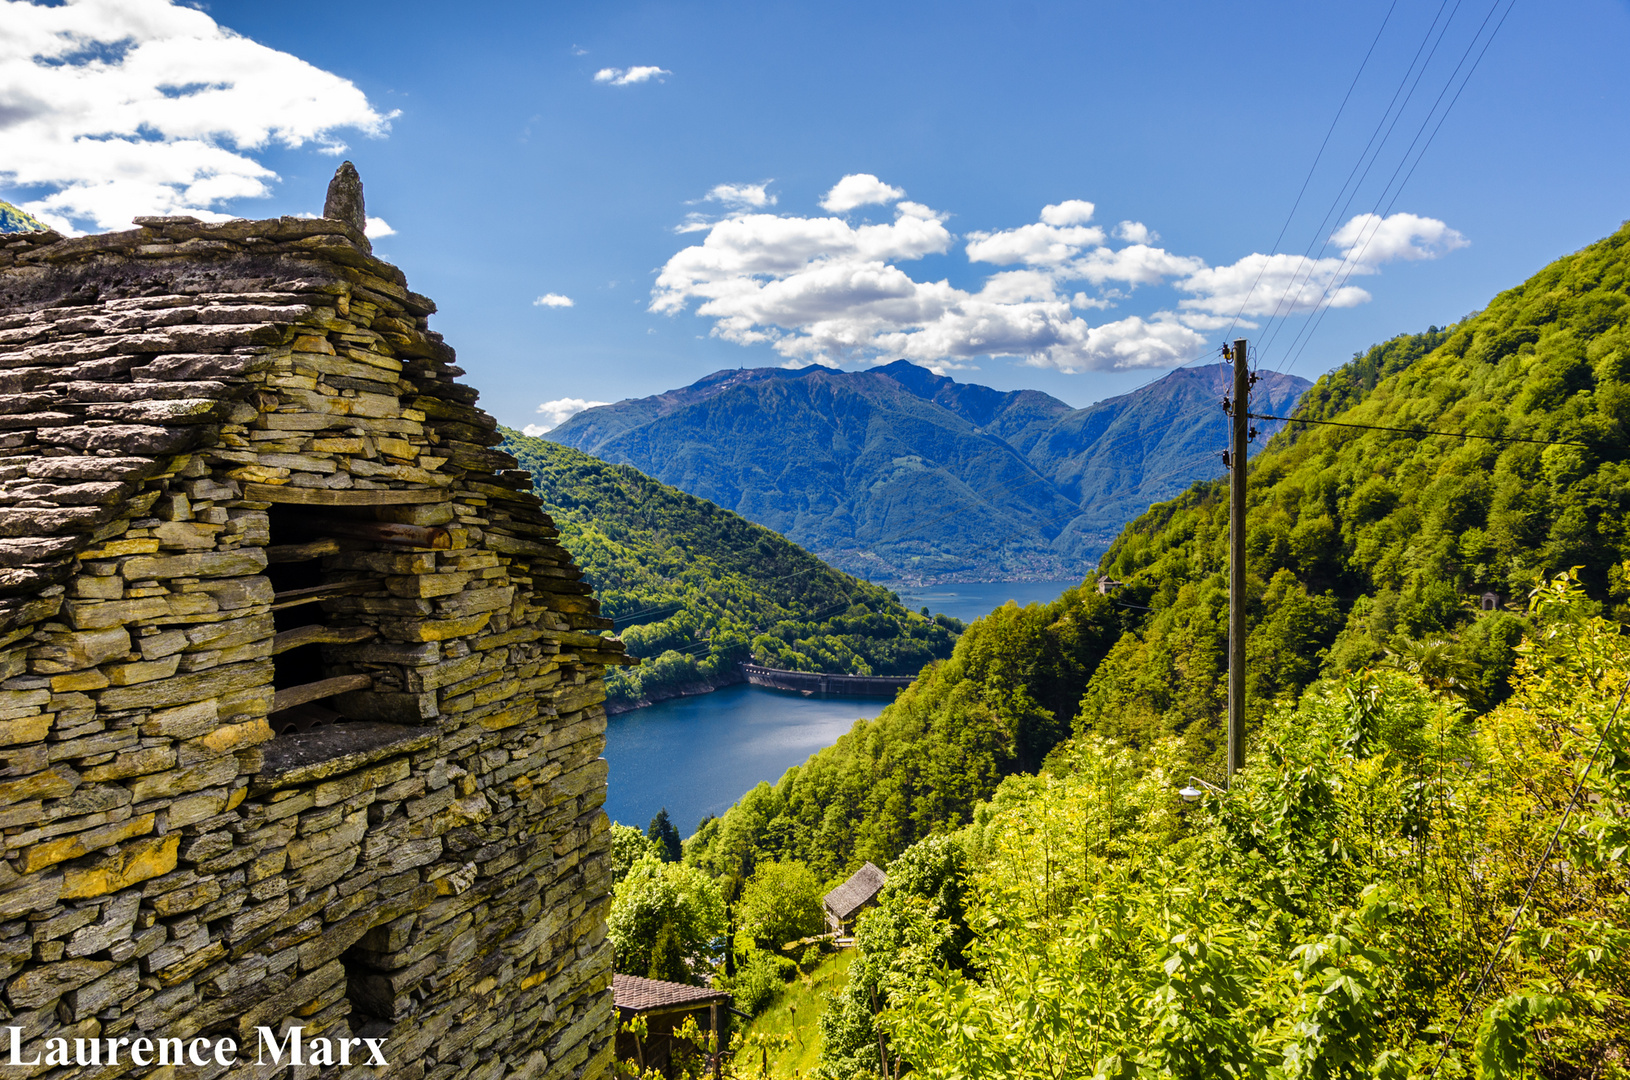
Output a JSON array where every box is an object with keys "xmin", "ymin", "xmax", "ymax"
[{"xmin": 548, "ymin": 360, "xmax": 1310, "ymax": 582}]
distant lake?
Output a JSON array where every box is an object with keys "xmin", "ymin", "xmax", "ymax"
[
  {"xmin": 602, "ymin": 580, "xmax": 1079, "ymax": 837},
  {"xmin": 603, "ymin": 685, "xmax": 881, "ymax": 836},
  {"xmin": 894, "ymin": 579, "xmax": 1079, "ymax": 624}
]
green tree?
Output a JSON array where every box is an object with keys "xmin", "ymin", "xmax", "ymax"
[
  {"xmin": 608, "ymin": 856, "xmax": 726, "ymax": 984},
  {"xmin": 610, "ymin": 822, "xmax": 657, "ymax": 884},
  {"xmin": 733, "ymin": 860, "xmax": 826, "ymax": 955},
  {"xmin": 877, "ymin": 575, "xmax": 1630, "ymax": 1076},
  {"xmin": 648, "ymin": 808, "xmax": 683, "ymax": 863}
]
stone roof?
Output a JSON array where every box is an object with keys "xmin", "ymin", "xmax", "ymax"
[
  {"xmin": 0, "ymin": 196, "xmax": 628, "ymax": 670},
  {"xmin": 823, "ymin": 861, "xmax": 887, "ymax": 921},
  {"xmin": 613, "ymin": 973, "xmax": 730, "ymax": 1013}
]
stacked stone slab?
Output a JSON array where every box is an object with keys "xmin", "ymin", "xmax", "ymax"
[{"xmin": 0, "ymin": 165, "xmax": 629, "ymax": 1079}]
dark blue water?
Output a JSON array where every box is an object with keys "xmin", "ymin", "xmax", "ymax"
[
  {"xmin": 603, "ymin": 685, "xmax": 881, "ymax": 836},
  {"xmin": 602, "ymin": 580, "xmax": 1080, "ymax": 837},
  {"xmin": 894, "ymin": 579, "xmax": 1078, "ymax": 624}
]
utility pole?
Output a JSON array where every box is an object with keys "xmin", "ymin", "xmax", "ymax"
[{"xmin": 1226, "ymin": 338, "xmax": 1250, "ymax": 784}]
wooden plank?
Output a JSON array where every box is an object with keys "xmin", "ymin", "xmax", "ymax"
[
  {"xmin": 244, "ymin": 483, "xmax": 444, "ymax": 506},
  {"xmin": 270, "ymin": 580, "xmax": 373, "ymax": 610},
  {"xmin": 271, "ymin": 624, "xmax": 376, "ymax": 655},
  {"xmin": 283, "ymin": 515, "xmax": 450, "ymax": 550},
  {"xmin": 271, "ymin": 673, "xmax": 372, "ymax": 713},
  {"xmin": 266, "ymin": 538, "xmax": 343, "ymax": 563}
]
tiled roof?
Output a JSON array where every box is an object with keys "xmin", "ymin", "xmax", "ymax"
[
  {"xmin": 613, "ymin": 973, "xmax": 730, "ymax": 1013},
  {"xmin": 823, "ymin": 861, "xmax": 887, "ymax": 921}
]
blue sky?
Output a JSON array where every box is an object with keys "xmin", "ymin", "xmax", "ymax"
[{"xmin": 5, "ymin": 0, "xmax": 1629, "ymax": 430}]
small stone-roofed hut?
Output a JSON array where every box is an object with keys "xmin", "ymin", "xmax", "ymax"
[
  {"xmin": 612, "ymin": 973, "xmax": 730, "ymax": 1077},
  {"xmin": 823, "ymin": 861, "xmax": 886, "ymax": 935},
  {"xmin": 0, "ymin": 164, "xmax": 632, "ymax": 1078}
]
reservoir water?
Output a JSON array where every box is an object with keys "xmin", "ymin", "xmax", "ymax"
[
  {"xmin": 895, "ymin": 579, "xmax": 1079, "ymax": 624},
  {"xmin": 602, "ymin": 578, "xmax": 1080, "ymax": 835},
  {"xmin": 603, "ymin": 685, "xmax": 881, "ymax": 835}
]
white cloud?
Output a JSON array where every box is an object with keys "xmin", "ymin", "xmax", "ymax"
[
  {"xmin": 1040, "ymin": 200, "xmax": 1095, "ymax": 226},
  {"xmin": 529, "ymin": 398, "xmax": 610, "ymax": 433},
  {"xmin": 1073, "ymin": 244, "xmax": 1204, "ymax": 286},
  {"xmin": 1332, "ymin": 212, "xmax": 1468, "ymax": 263},
  {"xmin": 652, "ymin": 187, "xmax": 1466, "ymax": 373},
  {"xmin": 533, "ymin": 293, "xmax": 574, "ymax": 308},
  {"xmin": 704, "ymin": 182, "xmax": 776, "ymax": 211},
  {"xmin": 1115, "ymin": 220, "xmax": 1157, "ymax": 243},
  {"xmin": 593, "ymin": 66, "xmax": 670, "ymax": 86},
  {"xmin": 965, "ymin": 221, "xmax": 1106, "ymax": 267},
  {"xmin": 1176, "ymin": 211, "xmax": 1466, "ymax": 318},
  {"xmin": 819, "ymin": 174, "xmax": 905, "ymax": 213},
  {"xmin": 364, "ymin": 216, "xmax": 394, "ymax": 238},
  {"xmin": 0, "ymin": 0, "xmax": 394, "ymax": 234}
]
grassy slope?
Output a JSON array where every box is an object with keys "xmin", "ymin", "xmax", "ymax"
[
  {"xmin": 500, "ymin": 430, "xmax": 960, "ymax": 709},
  {"xmin": 735, "ymin": 949, "xmax": 855, "ymax": 1078}
]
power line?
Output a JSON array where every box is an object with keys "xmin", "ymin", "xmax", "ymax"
[
  {"xmin": 1222, "ymin": 0, "xmax": 1402, "ymax": 346},
  {"xmin": 1248, "ymin": 410, "xmax": 1596, "ymax": 449},
  {"xmin": 1252, "ymin": 0, "xmax": 1462, "ymax": 363},
  {"xmin": 1280, "ymin": 0, "xmax": 1518, "ymax": 376}
]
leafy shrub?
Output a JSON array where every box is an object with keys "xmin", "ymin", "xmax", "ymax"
[{"xmin": 722, "ymin": 949, "xmax": 795, "ymax": 1016}]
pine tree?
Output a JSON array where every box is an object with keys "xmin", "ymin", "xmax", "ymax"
[{"xmin": 647, "ymin": 808, "xmax": 682, "ymax": 863}]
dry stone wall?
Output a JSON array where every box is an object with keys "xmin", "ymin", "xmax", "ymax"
[{"xmin": 0, "ymin": 166, "xmax": 628, "ymax": 1079}]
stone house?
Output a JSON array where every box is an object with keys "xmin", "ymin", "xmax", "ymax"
[
  {"xmin": 821, "ymin": 862, "xmax": 885, "ymax": 936},
  {"xmin": 0, "ymin": 165, "xmax": 630, "ymax": 1078}
]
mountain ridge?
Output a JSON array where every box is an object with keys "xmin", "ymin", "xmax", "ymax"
[
  {"xmin": 549, "ymin": 360, "xmax": 1309, "ymax": 582},
  {"xmin": 0, "ymin": 201, "xmax": 47, "ymax": 234}
]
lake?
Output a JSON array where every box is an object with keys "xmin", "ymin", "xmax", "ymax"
[
  {"xmin": 602, "ymin": 578, "xmax": 1081, "ymax": 835},
  {"xmin": 894, "ymin": 579, "xmax": 1079, "ymax": 624},
  {"xmin": 603, "ymin": 685, "xmax": 881, "ymax": 835}
]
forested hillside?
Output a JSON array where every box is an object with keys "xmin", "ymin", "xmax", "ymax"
[
  {"xmin": 500, "ymin": 431, "xmax": 960, "ymax": 709},
  {"xmin": 0, "ymin": 201, "xmax": 46, "ymax": 234},
  {"xmin": 836, "ymin": 580, "xmax": 1630, "ymax": 1078},
  {"xmin": 684, "ymin": 584, "xmax": 1127, "ymax": 894},
  {"xmin": 1085, "ymin": 220, "xmax": 1630, "ymax": 761},
  {"xmin": 677, "ymin": 219, "xmax": 1630, "ymax": 898}
]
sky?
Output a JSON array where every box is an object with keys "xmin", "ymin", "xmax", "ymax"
[{"xmin": 3, "ymin": 0, "xmax": 1628, "ymax": 434}]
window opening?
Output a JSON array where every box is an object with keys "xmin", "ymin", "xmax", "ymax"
[{"xmin": 266, "ymin": 507, "xmax": 377, "ymax": 735}]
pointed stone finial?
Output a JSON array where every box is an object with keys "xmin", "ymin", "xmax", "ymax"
[{"xmin": 324, "ymin": 161, "xmax": 366, "ymax": 234}]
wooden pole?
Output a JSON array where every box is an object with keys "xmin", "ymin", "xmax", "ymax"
[
  {"xmin": 710, "ymin": 1002, "xmax": 721, "ymax": 1080},
  {"xmin": 1228, "ymin": 338, "xmax": 1249, "ymax": 784}
]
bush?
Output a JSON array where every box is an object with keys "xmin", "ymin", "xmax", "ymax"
[{"xmin": 723, "ymin": 949, "xmax": 796, "ymax": 1016}]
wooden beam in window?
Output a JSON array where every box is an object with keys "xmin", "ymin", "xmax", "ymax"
[
  {"xmin": 272, "ymin": 674, "xmax": 373, "ymax": 713},
  {"xmin": 270, "ymin": 580, "xmax": 374, "ymax": 610},
  {"xmin": 266, "ymin": 538, "xmax": 343, "ymax": 563},
  {"xmin": 244, "ymin": 484, "xmax": 445, "ymax": 506},
  {"xmin": 271, "ymin": 624, "xmax": 377, "ymax": 655},
  {"xmin": 284, "ymin": 515, "xmax": 452, "ymax": 550}
]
